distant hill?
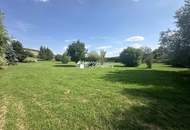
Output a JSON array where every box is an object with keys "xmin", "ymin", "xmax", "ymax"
[{"xmin": 24, "ymin": 48, "xmax": 39, "ymax": 57}]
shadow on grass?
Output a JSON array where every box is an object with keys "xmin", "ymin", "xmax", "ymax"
[
  {"xmin": 102, "ymin": 69, "xmax": 190, "ymax": 130},
  {"xmin": 103, "ymin": 69, "xmax": 190, "ymax": 88},
  {"xmin": 53, "ymin": 64, "xmax": 76, "ymax": 67}
]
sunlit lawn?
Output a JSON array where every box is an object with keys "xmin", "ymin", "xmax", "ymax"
[{"xmin": 0, "ymin": 62, "xmax": 190, "ymax": 130}]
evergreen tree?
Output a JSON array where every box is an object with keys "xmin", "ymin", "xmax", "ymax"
[{"xmin": 38, "ymin": 46, "xmax": 54, "ymax": 60}]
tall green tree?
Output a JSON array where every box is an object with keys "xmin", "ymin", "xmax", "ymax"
[
  {"xmin": 141, "ymin": 47, "xmax": 153, "ymax": 68},
  {"xmin": 38, "ymin": 46, "xmax": 54, "ymax": 60},
  {"xmin": 0, "ymin": 11, "xmax": 9, "ymax": 67},
  {"xmin": 67, "ymin": 40, "xmax": 87, "ymax": 63},
  {"xmin": 62, "ymin": 52, "xmax": 70, "ymax": 64},
  {"xmin": 0, "ymin": 11, "xmax": 8, "ymax": 57},
  {"xmin": 12, "ymin": 40, "xmax": 26, "ymax": 62},
  {"xmin": 159, "ymin": 0, "xmax": 190, "ymax": 67},
  {"xmin": 5, "ymin": 44, "xmax": 18, "ymax": 65}
]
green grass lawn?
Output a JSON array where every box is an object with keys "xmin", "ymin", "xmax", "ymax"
[{"xmin": 0, "ymin": 62, "xmax": 190, "ymax": 130}]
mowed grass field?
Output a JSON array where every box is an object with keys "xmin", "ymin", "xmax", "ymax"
[{"xmin": 0, "ymin": 62, "xmax": 190, "ymax": 130}]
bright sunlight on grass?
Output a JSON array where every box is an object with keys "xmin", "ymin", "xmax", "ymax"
[{"xmin": 0, "ymin": 62, "xmax": 190, "ymax": 130}]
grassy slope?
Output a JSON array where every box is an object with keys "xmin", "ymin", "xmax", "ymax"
[{"xmin": 0, "ymin": 62, "xmax": 190, "ymax": 130}]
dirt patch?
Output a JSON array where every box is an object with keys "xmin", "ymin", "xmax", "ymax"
[
  {"xmin": 0, "ymin": 96, "xmax": 8, "ymax": 130},
  {"xmin": 15, "ymin": 101, "xmax": 28, "ymax": 130}
]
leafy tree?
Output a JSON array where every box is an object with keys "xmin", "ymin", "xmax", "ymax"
[
  {"xmin": 0, "ymin": 11, "xmax": 8, "ymax": 57},
  {"xmin": 0, "ymin": 11, "xmax": 9, "ymax": 68},
  {"xmin": 152, "ymin": 46, "xmax": 168, "ymax": 63},
  {"xmin": 141, "ymin": 47, "xmax": 153, "ymax": 68},
  {"xmin": 67, "ymin": 40, "xmax": 87, "ymax": 63},
  {"xmin": 12, "ymin": 40, "xmax": 27, "ymax": 62},
  {"xmin": 38, "ymin": 46, "xmax": 54, "ymax": 60},
  {"xmin": 120, "ymin": 47, "xmax": 141, "ymax": 67},
  {"xmin": 5, "ymin": 45, "xmax": 17, "ymax": 65},
  {"xmin": 87, "ymin": 51, "xmax": 100, "ymax": 62},
  {"xmin": 159, "ymin": 0, "xmax": 190, "ymax": 67},
  {"xmin": 62, "ymin": 52, "xmax": 70, "ymax": 64},
  {"xmin": 100, "ymin": 49, "xmax": 106, "ymax": 65},
  {"xmin": 55, "ymin": 54, "xmax": 62, "ymax": 61}
]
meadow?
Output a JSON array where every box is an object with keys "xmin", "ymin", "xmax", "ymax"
[{"xmin": 0, "ymin": 62, "xmax": 190, "ymax": 130}]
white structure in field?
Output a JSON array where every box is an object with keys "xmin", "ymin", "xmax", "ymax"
[
  {"xmin": 77, "ymin": 61, "xmax": 85, "ymax": 69},
  {"xmin": 80, "ymin": 64, "xmax": 84, "ymax": 69}
]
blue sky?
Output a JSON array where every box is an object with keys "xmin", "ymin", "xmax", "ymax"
[{"xmin": 0, "ymin": 0, "xmax": 184, "ymax": 57}]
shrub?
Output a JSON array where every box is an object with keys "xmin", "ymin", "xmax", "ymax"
[
  {"xmin": 23, "ymin": 57, "xmax": 38, "ymax": 63},
  {"xmin": 87, "ymin": 51, "xmax": 100, "ymax": 62},
  {"xmin": 120, "ymin": 47, "xmax": 141, "ymax": 67},
  {"xmin": 141, "ymin": 47, "xmax": 153, "ymax": 69},
  {"xmin": 62, "ymin": 53, "xmax": 70, "ymax": 64},
  {"xmin": 145, "ymin": 55, "xmax": 153, "ymax": 69},
  {"xmin": 55, "ymin": 54, "xmax": 62, "ymax": 61}
]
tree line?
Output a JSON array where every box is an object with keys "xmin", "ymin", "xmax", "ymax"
[
  {"xmin": 1, "ymin": 0, "xmax": 190, "ymax": 68},
  {"xmin": 154, "ymin": 0, "xmax": 190, "ymax": 67}
]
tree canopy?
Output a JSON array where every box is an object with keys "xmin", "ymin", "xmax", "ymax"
[
  {"xmin": 67, "ymin": 40, "xmax": 87, "ymax": 63},
  {"xmin": 120, "ymin": 47, "xmax": 141, "ymax": 67},
  {"xmin": 159, "ymin": 0, "xmax": 190, "ymax": 67},
  {"xmin": 38, "ymin": 46, "xmax": 54, "ymax": 60}
]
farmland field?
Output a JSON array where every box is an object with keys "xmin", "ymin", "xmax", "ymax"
[{"xmin": 0, "ymin": 62, "xmax": 190, "ymax": 130}]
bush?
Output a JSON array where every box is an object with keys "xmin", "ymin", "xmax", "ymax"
[
  {"xmin": 55, "ymin": 54, "xmax": 62, "ymax": 61},
  {"xmin": 23, "ymin": 57, "xmax": 38, "ymax": 63},
  {"xmin": 87, "ymin": 51, "xmax": 100, "ymax": 62},
  {"xmin": 62, "ymin": 53, "xmax": 70, "ymax": 64},
  {"xmin": 145, "ymin": 55, "xmax": 153, "ymax": 69},
  {"xmin": 120, "ymin": 47, "xmax": 141, "ymax": 67}
]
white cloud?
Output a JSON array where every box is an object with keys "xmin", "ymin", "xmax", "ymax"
[
  {"xmin": 125, "ymin": 36, "xmax": 144, "ymax": 42},
  {"xmin": 131, "ymin": 43, "xmax": 142, "ymax": 48},
  {"xmin": 96, "ymin": 45, "xmax": 112, "ymax": 50}
]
